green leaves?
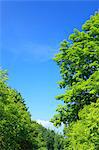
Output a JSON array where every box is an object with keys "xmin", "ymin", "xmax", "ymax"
[
  {"xmin": 0, "ymin": 76, "xmax": 38, "ymax": 149},
  {"xmin": 0, "ymin": 69, "xmax": 8, "ymax": 82},
  {"xmin": 52, "ymin": 12, "xmax": 99, "ymax": 149},
  {"xmin": 0, "ymin": 69, "xmax": 65, "ymax": 149},
  {"xmin": 65, "ymin": 100, "xmax": 99, "ymax": 150}
]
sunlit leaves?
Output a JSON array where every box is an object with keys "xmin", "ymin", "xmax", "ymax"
[
  {"xmin": 65, "ymin": 100, "xmax": 99, "ymax": 150},
  {"xmin": 0, "ymin": 69, "xmax": 65, "ymax": 149},
  {"xmin": 52, "ymin": 12, "xmax": 99, "ymax": 149}
]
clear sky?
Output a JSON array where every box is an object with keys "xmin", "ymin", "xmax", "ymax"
[{"xmin": 1, "ymin": 0, "xmax": 99, "ymax": 124}]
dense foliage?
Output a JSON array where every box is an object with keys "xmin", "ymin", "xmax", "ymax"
[
  {"xmin": 0, "ymin": 69, "xmax": 64, "ymax": 150},
  {"xmin": 64, "ymin": 100, "xmax": 99, "ymax": 150},
  {"xmin": 51, "ymin": 12, "xmax": 99, "ymax": 149},
  {"xmin": 0, "ymin": 12, "xmax": 99, "ymax": 150}
]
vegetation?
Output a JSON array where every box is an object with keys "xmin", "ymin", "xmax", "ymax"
[
  {"xmin": 51, "ymin": 12, "xmax": 99, "ymax": 149},
  {"xmin": 0, "ymin": 69, "xmax": 64, "ymax": 149},
  {"xmin": 0, "ymin": 12, "xmax": 99, "ymax": 149}
]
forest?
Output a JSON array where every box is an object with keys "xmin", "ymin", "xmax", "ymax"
[{"xmin": 0, "ymin": 12, "xmax": 99, "ymax": 149}]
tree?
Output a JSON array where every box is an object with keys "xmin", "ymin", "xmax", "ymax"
[
  {"xmin": 0, "ymin": 68, "xmax": 65, "ymax": 149},
  {"xmin": 51, "ymin": 12, "xmax": 99, "ymax": 126},
  {"xmin": 64, "ymin": 99, "xmax": 99, "ymax": 150},
  {"xmin": 51, "ymin": 12, "xmax": 99, "ymax": 148},
  {"xmin": 0, "ymin": 70, "xmax": 39, "ymax": 149}
]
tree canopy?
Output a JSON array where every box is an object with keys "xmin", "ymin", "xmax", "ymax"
[
  {"xmin": 51, "ymin": 12, "xmax": 99, "ymax": 149},
  {"xmin": 0, "ymin": 12, "xmax": 99, "ymax": 150},
  {"xmin": 0, "ymin": 69, "xmax": 64, "ymax": 150}
]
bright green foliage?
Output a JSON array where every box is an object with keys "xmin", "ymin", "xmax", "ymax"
[
  {"xmin": 51, "ymin": 12, "xmax": 99, "ymax": 126},
  {"xmin": 51, "ymin": 12, "xmax": 99, "ymax": 149},
  {"xmin": 64, "ymin": 100, "xmax": 99, "ymax": 150},
  {"xmin": 0, "ymin": 69, "xmax": 64, "ymax": 149},
  {"xmin": 0, "ymin": 74, "xmax": 39, "ymax": 149},
  {"xmin": 0, "ymin": 69, "xmax": 8, "ymax": 82}
]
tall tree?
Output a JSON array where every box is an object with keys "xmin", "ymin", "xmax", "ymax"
[{"xmin": 51, "ymin": 12, "xmax": 99, "ymax": 127}]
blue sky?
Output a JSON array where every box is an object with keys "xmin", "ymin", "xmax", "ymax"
[{"xmin": 1, "ymin": 0, "xmax": 99, "ymax": 124}]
